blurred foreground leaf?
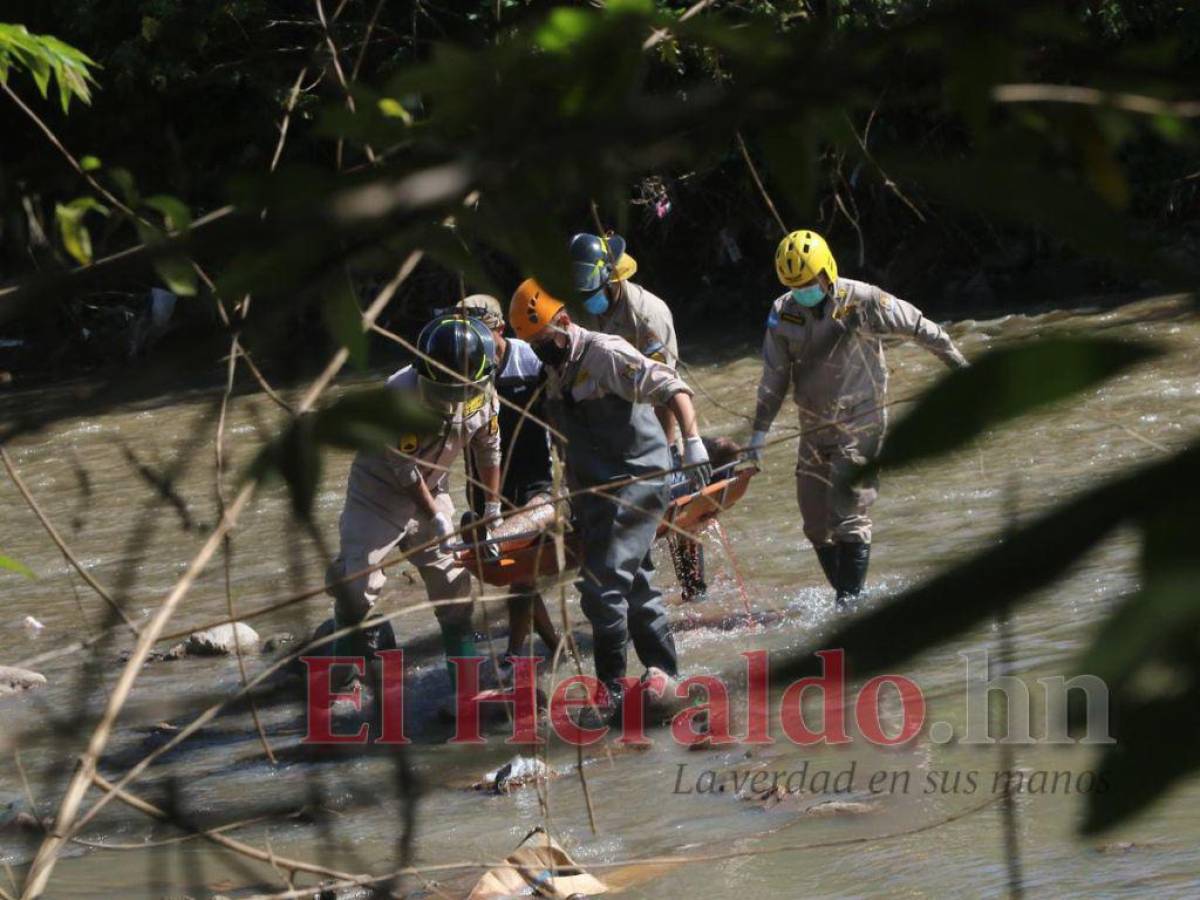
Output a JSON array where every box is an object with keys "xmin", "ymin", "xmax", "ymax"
[
  {"xmin": 0, "ymin": 554, "xmax": 35, "ymax": 579},
  {"xmin": 249, "ymin": 388, "xmax": 438, "ymax": 518},
  {"xmin": 777, "ymin": 441, "xmax": 1200, "ymax": 684},
  {"xmin": 871, "ymin": 337, "xmax": 1162, "ymax": 474}
]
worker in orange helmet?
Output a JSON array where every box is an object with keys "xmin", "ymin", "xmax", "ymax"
[{"xmin": 508, "ymin": 278, "xmax": 711, "ymax": 725}]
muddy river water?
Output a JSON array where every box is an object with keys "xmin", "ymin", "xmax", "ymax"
[{"xmin": 2, "ymin": 295, "xmax": 1199, "ymax": 898}]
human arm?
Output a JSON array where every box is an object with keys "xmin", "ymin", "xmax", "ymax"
[
  {"xmin": 748, "ymin": 320, "xmax": 792, "ymax": 460},
  {"xmin": 667, "ymin": 390, "xmax": 712, "ymax": 486},
  {"xmin": 470, "ymin": 403, "xmax": 504, "ymax": 522},
  {"xmin": 864, "ymin": 289, "xmax": 968, "ymax": 369}
]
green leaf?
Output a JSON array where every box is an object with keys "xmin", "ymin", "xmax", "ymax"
[
  {"xmin": 55, "ymin": 202, "xmax": 93, "ymax": 264},
  {"xmin": 1083, "ymin": 677, "xmax": 1200, "ymax": 835},
  {"xmin": 80, "ymin": 154, "xmax": 102, "ymax": 171},
  {"xmin": 322, "ymin": 277, "xmax": 368, "ymax": 371},
  {"xmin": 0, "ymin": 554, "xmax": 35, "ymax": 579},
  {"xmin": 108, "ymin": 168, "xmax": 139, "ymax": 206},
  {"xmin": 377, "ymin": 97, "xmax": 413, "ymax": 124},
  {"xmin": 311, "ymin": 388, "xmax": 439, "ymax": 453},
  {"xmin": 143, "ymin": 194, "xmax": 192, "ymax": 233},
  {"xmin": 255, "ymin": 414, "xmax": 321, "ymax": 519},
  {"xmin": 135, "ymin": 222, "xmax": 197, "ymax": 296},
  {"xmin": 871, "ymin": 337, "xmax": 1161, "ymax": 475},
  {"xmin": 536, "ymin": 8, "xmax": 594, "ymax": 53},
  {"xmin": 1079, "ymin": 498, "xmax": 1200, "ymax": 689},
  {"xmin": 152, "ymin": 256, "xmax": 198, "ymax": 297}
]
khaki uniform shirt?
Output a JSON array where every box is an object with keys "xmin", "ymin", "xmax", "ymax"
[
  {"xmin": 595, "ymin": 280, "xmax": 680, "ymax": 367},
  {"xmin": 753, "ymin": 278, "xmax": 967, "ymax": 444},
  {"xmin": 350, "ymin": 365, "xmax": 501, "ymax": 498},
  {"xmin": 544, "ymin": 324, "xmax": 691, "ymax": 487},
  {"xmin": 547, "ymin": 324, "xmax": 691, "ymax": 409}
]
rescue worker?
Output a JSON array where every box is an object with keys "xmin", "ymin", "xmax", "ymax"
[
  {"xmin": 458, "ymin": 294, "xmax": 561, "ymax": 663},
  {"xmin": 569, "ymin": 231, "xmax": 707, "ymax": 603},
  {"xmin": 325, "ymin": 314, "xmax": 502, "ymax": 690},
  {"xmin": 748, "ymin": 230, "xmax": 968, "ymax": 610},
  {"xmin": 508, "ymin": 278, "xmax": 712, "ymax": 723}
]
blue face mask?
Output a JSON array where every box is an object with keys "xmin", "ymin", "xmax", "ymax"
[
  {"xmin": 583, "ymin": 289, "xmax": 610, "ymax": 315},
  {"xmin": 790, "ymin": 284, "xmax": 826, "ymax": 307}
]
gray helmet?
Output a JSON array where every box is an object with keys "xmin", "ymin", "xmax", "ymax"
[{"xmin": 569, "ymin": 232, "xmax": 626, "ymax": 293}]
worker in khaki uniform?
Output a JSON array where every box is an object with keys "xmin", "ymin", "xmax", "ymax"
[
  {"xmin": 748, "ymin": 230, "xmax": 968, "ymax": 610},
  {"xmin": 509, "ymin": 278, "xmax": 712, "ymax": 724},
  {"xmin": 458, "ymin": 294, "xmax": 561, "ymax": 665},
  {"xmin": 326, "ymin": 314, "xmax": 502, "ymax": 687},
  {"xmin": 569, "ymin": 231, "xmax": 706, "ymax": 603}
]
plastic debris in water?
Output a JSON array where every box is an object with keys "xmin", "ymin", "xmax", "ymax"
[{"xmin": 23, "ymin": 616, "xmax": 45, "ymax": 637}]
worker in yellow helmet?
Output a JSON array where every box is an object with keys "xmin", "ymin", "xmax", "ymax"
[{"xmin": 748, "ymin": 230, "xmax": 968, "ymax": 610}]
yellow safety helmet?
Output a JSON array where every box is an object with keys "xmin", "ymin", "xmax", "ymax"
[{"xmin": 775, "ymin": 230, "xmax": 838, "ymax": 288}]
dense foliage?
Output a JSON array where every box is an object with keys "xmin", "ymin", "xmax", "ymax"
[{"xmin": 1, "ymin": 0, "xmax": 1198, "ymax": 378}]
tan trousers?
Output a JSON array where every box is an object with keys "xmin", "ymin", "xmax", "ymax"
[
  {"xmin": 326, "ymin": 470, "xmax": 472, "ymax": 631},
  {"xmin": 795, "ymin": 422, "xmax": 882, "ymax": 546}
]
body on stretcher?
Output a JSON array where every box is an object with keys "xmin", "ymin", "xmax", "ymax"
[{"xmin": 454, "ymin": 464, "xmax": 758, "ymax": 587}]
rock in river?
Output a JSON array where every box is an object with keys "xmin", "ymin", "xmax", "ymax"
[
  {"xmin": 178, "ymin": 622, "xmax": 260, "ymax": 657},
  {"xmin": 0, "ymin": 665, "xmax": 47, "ymax": 697}
]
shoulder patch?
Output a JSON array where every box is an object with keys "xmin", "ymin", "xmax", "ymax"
[
  {"xmin": 463, "ymin": 393, "xmax": 487, "ymax": 416},
  {"xmin": 879, "ymin": 293, "xmax": 894, "ymax": 308},
  {"xmin": 766, "ymin": 308, "xmax": 781, "ymax": 330},
  {"xmin": 832, "ymin": 302, "xmax": 857, "ymax": 322},
  {"xmin": 622, "ymin": 361, "xmax": 640, "ymax": 381},
  {"xmin": 398, "ymin": 434, "xmax": 419, "ymax": 454},
  {"xmin": 488, "ymin": 415, "xmax": 499, "ymax": 436}
]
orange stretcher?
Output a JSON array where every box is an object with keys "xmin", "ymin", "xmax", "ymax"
[{"xmin": 455, "ymin": 465, "xmax": 757, "ymax": 587}]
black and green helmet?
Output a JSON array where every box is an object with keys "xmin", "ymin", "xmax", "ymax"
[{"xmin": 415, "ymin": 315, "xmax": 496, "ymax": 407}]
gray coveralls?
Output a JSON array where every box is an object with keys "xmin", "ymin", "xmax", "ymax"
[
  {"xmin": 542, "ymin": 324, "xmax": 693, "ymax": 690},
  {"xmin": 595, "ymin": 280, "xmax": 706, "ymax": 601},
  {"xmin": 326, "ymin": 366, "xmax": 501, "ymax": 636},
  {"xmin": 594, "ymin": 280, "xmax": 680, "ymax": 367},
  {"xmin": 753, "ymin": 278, "xmax": 967, "ymax": 547}
]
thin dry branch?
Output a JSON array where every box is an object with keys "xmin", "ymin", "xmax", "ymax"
[
  {"xmin": 992, "ymin": 83, "xmax": 1200, "ymax": 117},
  {"xmin": 90, "ymin": 773, "xmax": 359, "ymax": 884},
  {"xmin": 735, "ymin": 130, "xmax": 789, "ymax": 236},
  {"xmin": 0, "ymin": 446, "xmax": 139, "ymax": 632}
]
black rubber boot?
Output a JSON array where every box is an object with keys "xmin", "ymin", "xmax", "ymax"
[
  {"xmin": 578, "ymin": 635, "xmax": 628, "ymax": 728},
  {"xmin": 835, "ymin": 542, "xmax": 870, "ymax": 611},
  {"xmin": 814, "ymin": 544, "xmax": 840, "ymax": 591}
]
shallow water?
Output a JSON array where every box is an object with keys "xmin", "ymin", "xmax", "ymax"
[{"xmin": 2, "ymin": 294, "xmax": 1199, "ymax": 898}]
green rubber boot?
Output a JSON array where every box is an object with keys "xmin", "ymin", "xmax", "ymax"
[{"xmin": 440, "ymin": 623, "xmax": 481, "ymax": 699}]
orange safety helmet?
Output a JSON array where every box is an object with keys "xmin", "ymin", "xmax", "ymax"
[{"xmin": 509, "ymin": 278, "xmax": 565, "ymax": 341}]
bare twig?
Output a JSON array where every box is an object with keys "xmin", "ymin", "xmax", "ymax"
[
  {"xmin": 993, "ymin": 83, "xmax": 1200, "ymax": 117},
  {"xmin": 314, "ymin": 0, "xmax": 377, "ymax": 168},
  {"xmin": 735, "ymin": 131, "xmax": 789, "ymax": 236},
  {"xmin": 642, "ymin": 0, "xmax": 717, "ymax": 51},
  {"xmin": 90, "ymin": 773, "xmax": 358, "ymax": 884},
  {"xmin": 0, "ymin": 446, "xmax": 139, "ymax": 632},
  {"xmin": 216, "ymin": 341, "xmax": 277, "ymax": 765}
]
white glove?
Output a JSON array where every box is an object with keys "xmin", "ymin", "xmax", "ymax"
[
  {"xmin": 431, "ymin": 510, "xmax": 454, "ymax": 552},
  {"xmin": 746, "ymin": 430, "xmax": 767, "ymax": 464},
  {"xmin": 683, "ymin": 435, "xmax": 712, "ymax": 487}
]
